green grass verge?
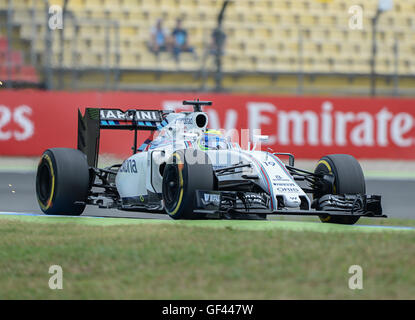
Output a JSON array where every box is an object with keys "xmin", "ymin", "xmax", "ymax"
[
  {"xmin": 364, "ymin": 171, "xmax": 415, "ymax": 179},
  {"xmin": 1, "ymin": 213, "xmax": 415, "ymax": 231},
  {"xmin": 0, "ymin": 217, "xmax": 414, "ymax": 299}
]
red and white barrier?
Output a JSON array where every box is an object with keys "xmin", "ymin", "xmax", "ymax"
[{"xmin": 1, "ymin": 89, "xmax": 415, "ymax": 159}]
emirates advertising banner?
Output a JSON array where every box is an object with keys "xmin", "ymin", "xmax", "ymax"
[{"xmin": 1, "ymin": 90, "xmax": 415, "ymax": 159}]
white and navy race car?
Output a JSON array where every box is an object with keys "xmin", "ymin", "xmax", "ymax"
[{"xmin": 36, "ymin": 100, "xmax": 384, "ymax": 224}]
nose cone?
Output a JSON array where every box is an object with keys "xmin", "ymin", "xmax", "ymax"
[{"xmin": 283, "ymin": 195, "xmax": 302, "ymax": 208}]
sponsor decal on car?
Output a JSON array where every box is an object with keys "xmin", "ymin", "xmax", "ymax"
[
  {"xmin": 202, "ymin": 193, "xmax": 221, "ymax": 206},
  {"xmin": 100, "ymin": 109, "xmax": 161, "ymax": 122},
  {"xmin": 272, "ymin": 175, "xmax": 290, "ymax": 182},
  {"xmin": 119, "ymin": 159, "xmax": 138, "ymax": 173},
  {"xmin": 272, "ymin": 182, "xmax": 297, "ymax": 187},
  {"xmin": 276, "ymin": 187, "xmax": 300, "ymax": 193},
  {"xmin": 195, "ymin": 191, "xmax": 221, "ymax": 210}
]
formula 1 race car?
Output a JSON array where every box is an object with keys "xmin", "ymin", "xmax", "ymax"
[{"xmin": 36, "ymin": 100, "xmax": 385, "ymax": 224}]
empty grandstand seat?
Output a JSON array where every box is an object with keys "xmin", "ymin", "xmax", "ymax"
[{"xmin": 0, "ymin": 0, "xmax": 413, "ymax": 84}]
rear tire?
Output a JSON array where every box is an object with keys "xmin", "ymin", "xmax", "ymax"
[
  {"xmin": 36, "ymin": 148, "xmax": 90, "ymax": 215},
  {"xmin": 162, "ymin": 149, "xmax": 214, "ymax": 219},
  {"xmin": 314, "ymin": 154, "xmax": 365, "ymax": 225}
]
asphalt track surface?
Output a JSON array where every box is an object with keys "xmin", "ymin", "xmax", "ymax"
[{"xmin": 1, "ymin": 172, "xmax": 414, "ymax": 220}]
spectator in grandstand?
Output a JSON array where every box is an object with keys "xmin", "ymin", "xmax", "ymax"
[
  {"xmin": 149, "ymin": 19, "xmax": 171, "ymax": 57},
  {"xmin": 171, "ymin": 18, "xmax": 195, "ymax": 61}
]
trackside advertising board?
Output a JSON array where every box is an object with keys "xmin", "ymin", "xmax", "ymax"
[{"xmin": 1, "ymin": 90, "xmax": 415, "ymax": 159}]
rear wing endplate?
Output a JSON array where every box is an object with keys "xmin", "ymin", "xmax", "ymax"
[{"xmin": 77, "ymin": 108, "xmax": 166, "ymax": 167}]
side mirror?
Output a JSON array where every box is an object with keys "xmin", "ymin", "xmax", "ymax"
[{"xmin": 273, "ymin": 152, "xmax": 295, "ymax": 167}]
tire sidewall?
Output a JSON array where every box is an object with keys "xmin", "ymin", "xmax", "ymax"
[
  {"xmin": 36, "ymin": 151, "xmax": 57, "ymax": 212},
  {"xmin": 315, "ymin": 154, "xmax": 364, "ymax": 224},
  {"xmin": 162, "ymin": 149, "xmax": 213, "ymax": 219},
  {"xmin": 36, "ymin": 148, "xmax": 90, "ymax": 215},
  {"xmin": 163, "ymin": 151, "xmax": 188, "ymax": 219}
]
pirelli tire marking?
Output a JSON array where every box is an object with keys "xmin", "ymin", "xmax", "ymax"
[
  {"xmin": 317, "ymin": 159, "xmax": 333, "ymax": 222},
  {"xmin": 166, "ymin": 152, "xmax": 184, "ymax": 216},
  {"xmin": 38, "ymin": 154, "xmax": 55, "ymax": 211}
]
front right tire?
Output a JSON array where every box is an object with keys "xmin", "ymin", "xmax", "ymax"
[{"xmin": 314, "ymin": 154, "xmax": 365, "ymax": 225}]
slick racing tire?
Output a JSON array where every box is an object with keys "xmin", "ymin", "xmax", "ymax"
[
  {"xmin": 36, "ymin": 148, "xmax": 90, "ymax": 215},
  {"xmin": 314, "ymin": 154, "xmax": 365, "ymax": 225},
  {"xmin": 162, "ymin": 149, "xmax": 214, "ymax": 219}
]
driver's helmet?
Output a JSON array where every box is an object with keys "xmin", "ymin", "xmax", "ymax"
[{"xmin": 197, "ymin": 130, "xmax": 228, "ymax": 150}]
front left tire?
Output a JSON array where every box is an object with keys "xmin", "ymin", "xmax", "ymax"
[{"xmin": 162, "ymin": 149, "xmax": 214, "ymax": 219}]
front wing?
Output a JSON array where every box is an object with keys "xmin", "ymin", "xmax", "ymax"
[{"xmin": 194, "ymin": 190, "xmax": 386, "ymax": 218}]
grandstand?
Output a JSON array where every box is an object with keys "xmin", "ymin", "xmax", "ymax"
[
  {"xmin": 0, "ymin": 20, "xmax": 39, "ymax": 86},
  {"xmin": 0, "ymin": 0, "xmax": 414, "ymax": 95}
]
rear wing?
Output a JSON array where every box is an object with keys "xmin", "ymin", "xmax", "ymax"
[{"xmin": 77, "ymin": 108, "xmax": 168, "ymax": 167}]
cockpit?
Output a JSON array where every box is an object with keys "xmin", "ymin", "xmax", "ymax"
[{"xmin": 196, "ymin": 130, "xmax": 230, "ymax": 150}]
